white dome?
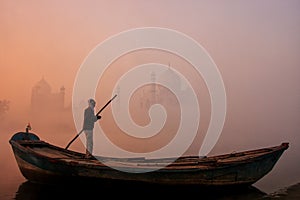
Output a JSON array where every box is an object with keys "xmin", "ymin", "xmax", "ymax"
[
  {"xmin": 157, "ymin": 67, "xmax": 182, "ymax": 91},
  {"xmin": 33, "ymin": 77, "xmax": 52, "ymax": 94}
]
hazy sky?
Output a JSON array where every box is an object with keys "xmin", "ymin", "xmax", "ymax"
[
  {"xmin": 1, "ymin": 0, "xmax": 300, "ymax": 149},
  {"xmin": 1, "ymin": 0, "xmax": 299, "ymax": 108}
]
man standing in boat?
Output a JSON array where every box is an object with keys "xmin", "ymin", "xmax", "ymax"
[{"xmin": 83, "ymin": 98, "xmax": 101, "ymax": 158}]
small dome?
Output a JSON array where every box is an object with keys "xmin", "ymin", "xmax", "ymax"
[
  {"xmin": 33, "ymin": 77, "xmax": 52, "ymax": 94},
  {"xmin": 158, "ymin": 67, "xmax": 182, "ymax": 91},
  {"xmin": 60, "ymin": 86, "xmax": 65, "ymax": 92}
]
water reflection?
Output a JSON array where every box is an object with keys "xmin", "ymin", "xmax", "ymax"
[{"xmin": 15, "ymin": 180, "xmax": 267, "ymax": 200}]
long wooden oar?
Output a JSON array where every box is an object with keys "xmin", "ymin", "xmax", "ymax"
[{"xmin": 65, "ymin": 94, "xmax": 117, "ymax": 150}]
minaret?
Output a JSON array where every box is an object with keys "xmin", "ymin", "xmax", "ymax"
[
  {"xmin": 59, "ymin": 86, "xmax": 65, "ymax": 109},
  {"xmin": 150, "ymin": 71, "xmax": 156, "ymax": 103},
  {"xmin": 116, "ymin": 85, "xmax": 120, "ymax": 111}
]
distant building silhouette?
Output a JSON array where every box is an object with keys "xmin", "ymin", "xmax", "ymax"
[
  {"xmin": 30, "ymin": 77, "xmax": 65, "ymax": 114},
  {"xmin": 138, "ymin": 67, "xmax": 188, "ymax": 109}
]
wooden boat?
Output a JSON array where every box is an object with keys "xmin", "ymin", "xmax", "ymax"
[{"xmin": 9, "ymin": 131, "xmax": 289, "ymax": 187}]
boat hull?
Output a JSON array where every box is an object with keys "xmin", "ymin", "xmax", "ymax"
[{"xmin": 9, "ymin": 132, "xmax": 289, "ymax": 187}]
